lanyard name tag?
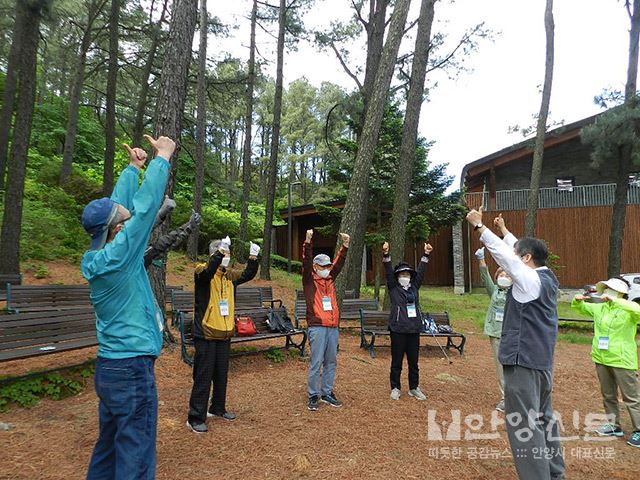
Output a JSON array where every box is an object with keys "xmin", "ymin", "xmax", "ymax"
[
  {"xmin": 322, "ymin": 296, "xmax": 333, "ymax": 311},
  {"xmin": 219, "ymin": 299, "xmax": 229, "ymax": 316},
  {"xmin": 495, "ymin": 308, "xmax": 504, "ymax": 322},
  {"xmin": 156, "ymin": 310, "xmax": 164, "ymax": 332},
  {"xmin": 407, "ymin": 303, "xmax": 417, "ymax": 318},
  {"xmin": 598, "ymin": 336, "xmax": 610, "ymax": 350}
]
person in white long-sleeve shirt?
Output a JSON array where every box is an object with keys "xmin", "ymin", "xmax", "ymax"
[{"xmin": 466, "ymin": 208, "xmax": 565, "ymax": 480}]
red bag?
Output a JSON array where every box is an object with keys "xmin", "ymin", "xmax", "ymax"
[{"xmin": 235, "ymin": 316, "xmax": 257, "ymax": 336}]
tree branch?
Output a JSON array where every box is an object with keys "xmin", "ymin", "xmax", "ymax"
[
  {"xmin": 351, "ymin": 0, "xmax": 368, "ymax": 28},
  {"xmin": 330, "ymin": 41, "xmax": 363, "ymax": 91}
]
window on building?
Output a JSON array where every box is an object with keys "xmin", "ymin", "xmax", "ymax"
[
  {"xmin": 629, "ymin": 172, "xmax": 640, "ymax": 187},
  {"xmin": 556, "ymin": 177, "xmax": 575, "ymax": 192}
]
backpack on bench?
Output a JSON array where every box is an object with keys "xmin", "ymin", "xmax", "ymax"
[{"xmin": 267, "ymin": 309, "xmax": 296, "ymax": 333}]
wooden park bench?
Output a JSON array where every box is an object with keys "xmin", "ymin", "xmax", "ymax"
[
  {"xmin": 5, "ymin": 284, "xmax": 92, "ymax": 313},
  {"xmin": 359, "ymin": 310, "xmax": 467, "ymax": 358},
  {"xmin": 294, "ymin": 290, "xmax": 379, "ymax": 326},
  {"xmin": 0, "ymin": 307, "xmax": 97, "ymax": 361},
  {"xmin": 177, "ymin": 305, "xmax": 306, "ymax": 366}
]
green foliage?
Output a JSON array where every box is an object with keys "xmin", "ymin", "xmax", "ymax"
[
  {"xmin": 314, "ymin": 204, "xmax": 342, "ymax": 236},
  {"xmin": 33, "ymin": 264, "xmax": 50, "ymax": 279},
  {"xmin": 581, "ymin": 103, "xmax": 640, "ymax": 168},
  {"xmin": 270, "ymin": 254, "xmax": 302, "ymax": 274},
  {"xmin": 264, "ymin": 347, "xmax": 285, "ymax": 363},
  {"xmin": 0, "ymin": 363, "xmax": 94, "ymax": 412}
]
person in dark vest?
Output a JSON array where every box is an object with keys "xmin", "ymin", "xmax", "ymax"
[
  {"xmin": 382, "ymin": 240, "xmax": 432, "ymax": 401},
  {"xmin": 466, "ymin": 207, "xmax": 565, "ymax": 480}
]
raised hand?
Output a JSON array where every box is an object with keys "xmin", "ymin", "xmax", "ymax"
[
  {"xmin": 143, "ymin": 134, "xmax": 176, "ymax": 160},
  {"xmin": 465, "ymin": 206, "xmax": 483, "ymax": 227},
  {"xmin": 382, "ymin": 241, "xmax": 389, "ymax": 255},
  {"xmin": 305, "ymin": 229, "xmax": 313, "ymax": 243},
  {"xmin": 339, "ymin": 232, "xmax": 350, "ymax": 248},
  {"xmin": 424, "ymin": 243, "xmax": 433, "ymax": 255},
  {"xmin": 122, "ymin": 143, "xmax": 148, "ymax": 170},
  {"xmin": 494, "ymin": 213, "xmax": 505, "ymax": 229},
  {"xmin": 249, "ymin": 242, "xmax": 260, "ymax": 257},
  {"xmin": 574, "ymin": 294, "xmax": 589, "ymax": 302}
]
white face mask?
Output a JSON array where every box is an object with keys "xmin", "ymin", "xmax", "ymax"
[
  {"xmin": 220, "ymin": 256, "xmax": 231, "ymax": 268},
  {"xmin": 398, "ymin": 277, "xmax": 411, "ymax": 288},
  {"xmin": 603, "ymin": 288, "xmax": 621, "ymax": 298},
  {"xmin": 316, "ymin": 269, "xmax": 330, "ymax": 279},
  {"xmin": 497, "ymin": 277, "xmax": 513, "ymax": 289}
]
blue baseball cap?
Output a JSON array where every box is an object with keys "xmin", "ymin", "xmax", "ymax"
[{"xmin": 81, "ymin": 197, "xmax": 119, "ymax": 250}]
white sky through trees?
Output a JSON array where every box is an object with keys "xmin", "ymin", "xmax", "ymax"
[{"xmin": 207, "ymin": 0, "xmax": 630, "ymax": 189}]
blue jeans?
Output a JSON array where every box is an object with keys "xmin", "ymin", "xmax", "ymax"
[
  {"xmin": 307, "ymin": 326, "xmax": 339, "ymax": 398},
  {"xmin": 87, "ymin": 356, "xmax": 157, "ymax": 480}
]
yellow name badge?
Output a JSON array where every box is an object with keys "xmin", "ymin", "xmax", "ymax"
[
  {"xmin": 598, "ymin": 336, "xmax": 609, "ymax": 350},
  {"xmin": 219, "ymin": 299, "xmax": 229, "ymax": 316}
]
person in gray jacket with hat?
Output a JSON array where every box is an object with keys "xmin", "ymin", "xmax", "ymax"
[{"xmin": 382, "ymin": 241, "xmax": 433, "ymax": 401}]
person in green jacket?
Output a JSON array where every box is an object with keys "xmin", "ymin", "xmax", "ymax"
[
  {"xmin": 476, "ymin": 246, "xmax": 512, "ymax": 413},
  {"xmin": 572, "ymin": 277, "xmax": 640, "ymax": 448}
]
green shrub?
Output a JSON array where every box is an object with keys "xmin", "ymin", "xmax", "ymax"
[{"xmin": 270, "ymin": 253, "xmax": 302, "ymax": 274}]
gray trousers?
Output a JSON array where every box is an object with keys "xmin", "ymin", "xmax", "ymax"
[
  {"xmin": 489, "ymin": 336, "xmax": 504, "ymax": 399},
  {"xmin": 595, "ymin": 363, "xmax": 640, "ymax": 431},
  {"xmin": 503, "ymin": 365, "xmax": 565, "ymax": 480}
]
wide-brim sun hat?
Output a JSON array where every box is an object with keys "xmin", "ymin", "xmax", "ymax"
[
  {"xmin": 596, "ymin": 278, "xmax": 629, "ymax": 295},
  {"xmin": 393, "ymin": 262, "xmax": 416, "ymax": 276}
]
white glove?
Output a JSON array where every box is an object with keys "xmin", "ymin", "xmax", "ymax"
[
  {"xmin": 220, "ymin": 235, "xmax": 231, "ymax": 253},
  {"xmin": 249, "ymin": 242, "xmax": 260, "ymax": 257},
  {"xmin": 474, "ymin": 247, "xmax": 485, "ymax": 260}
]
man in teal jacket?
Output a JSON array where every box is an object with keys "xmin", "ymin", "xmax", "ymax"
[
  {"xmin": 81, "ymin": 135, "xmax": 176, "ymax": 480},
  {"xmin": 572, "ymin": 277, "xmax": 640, "ymax": 448}
]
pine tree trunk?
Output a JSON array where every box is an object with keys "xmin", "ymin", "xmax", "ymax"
[
  {"xmin": 132, "ymin": 0, "xmax": 169, "ymax": 147},
  {"xmin": 608, "ymin": 0, "xmax": 640, "ymax": 277},
  {"xmin": 60, "ymin": 1, "xmax": 100, "ymax": 185},
  {"xmin": 102, "ymin": 0, "xmax": 120, "ymax": 196},
  {"xmin": 524, "ymin": 0, "xmax": 555, "ymax": 237},
  {"xmin": 259, "ymin": 0, "xmax": 286, "ymax": 281},
  {"xmin": 335, "ymin": 0, "xmax": 411, "ymax": 297},
  {"xmin": 148, "ymin": 0, "xmax": 198, "ymax": 314},
  {"xmin": 187, "ymin": 0, "xmax": 208, "ymax": 261},
  {"xmin": 0, "ymin": 0, "xmax": 42, "ymax": 274},
  {"xmin": 362, "ymin": 0, "xmax": 390, "ymax": 111},
  {"xmin": 388, "ymin": 0, "xmax": 435, "ymax": 266},
  {"xmin": 0, "ymin": 3, "xmax": 26, "ymax": 190},
  {"xmin": 237, "ymin": 0, "xmax": 258, "ymax": 260}
]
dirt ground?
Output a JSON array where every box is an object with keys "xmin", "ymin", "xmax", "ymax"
[{"xmin": 2, "ymin": 262, "xmax": 640, "ymax": 479}]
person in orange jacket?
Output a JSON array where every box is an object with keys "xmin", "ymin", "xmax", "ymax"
[{"xmin": 302, "ymin": 229, "xmax": 349, "ymax": 411}]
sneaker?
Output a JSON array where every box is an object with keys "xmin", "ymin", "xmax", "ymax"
[
  {"xmin": 207, "ymin": 411, "xmax": 237, "ymax": 421},
  {"xmin": 595, "ymin": 423, "xmax": 624, "ymax": 437},
  {"xmin": 320, "ymin": 393, "xmax": 343, "ymax": 408},
  {"xmin": 186, "ymin": 420, "xmax": 207, "ymax": 434},
  {"xmin": 408, "ymin": 387, "xmax": 426, "ymax": 401},
  {"xmin": 308, "ymin": 395, "xmax": 319, "ymax": 411},
  {"xmin": 390, "ymin": 388, "xmax": 401, "ymax": 401},
  {"xmin": 627, "ymin": 431, "xmax": 640, "ymax": 448},
  {"xmin": 495, "ymin": 399, "xmax": 505, "ymax": 412}
]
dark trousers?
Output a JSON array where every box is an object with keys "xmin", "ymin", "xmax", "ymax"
[
  {"xmin": 87, "ymin": 356, "xmax": 157, "ymax": 480},
  {"xmin": 390, "ymin": 331, "xmax": 420, "ymax": 390},
  {"xmin": 503, "ymin": 365, "xmax": 565, "ymax": 480},
  {"xmin": 188, "ymin": 338, "xmax": 231, "ymax": 424}
]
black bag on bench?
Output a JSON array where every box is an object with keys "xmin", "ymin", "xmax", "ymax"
[{"xmin": 267, "ymin": 309, "xmax": 296, "ymax": 333}]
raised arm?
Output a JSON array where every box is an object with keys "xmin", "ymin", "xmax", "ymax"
[
  {"xmin": 329, "ymin": 233, "xmax": 349, "ymax": 278},
  {"xmin": 571, "ymin": 294, "xmax": 603, "ymax": 317},
  {"xmin": 195, "ymin": 250, "xmax": 224, "ymax": 284},
  {"xmin": 302, "ymin": 229, "xmax": 314, "ymax": 283},
  {"xmin": 382, "ymin": 242, "xmax": 397, "ymax": 288},
  {"xmin": 111, "ymin": 144, "xmax": 148, "ymax": 211},
  {"xmin": 233, "ymin": 242, "xmax": 261, "ymax": 287},
  {"xmin": 494, "ymin": 213, "xmax": 517, "ymax": 247},
  {"xmin": 413, "ymin": 243, "xmax": 432, "ymax": 288}
]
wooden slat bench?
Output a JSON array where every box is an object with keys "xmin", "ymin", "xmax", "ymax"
[
  {"xmin": 177, "ymin": 305, "xmax": 306, "ymax": 366},
  {"xmin": 5, "ymin": 285, "xmax": 92, "ymax": 313},
  {"xmin": 294, "ymin": 290, "xmax": 379, "ymax": 326},
  {"xmin": 359, "ymin": 309, "xmax": 467, "ymax": 358},
  {"xmin": 0, "ymin": 307, "xmax": 97, "ymax": 361}
]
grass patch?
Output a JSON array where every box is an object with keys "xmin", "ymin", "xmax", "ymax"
[{"xmin": 558, "ymin": 332, "xmax": 593, "ymax": 345}]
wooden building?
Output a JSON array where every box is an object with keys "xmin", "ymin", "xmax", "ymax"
[
  {"xmin": 274, "ymin": 201, "xmax": 455, "ymax": 285},
  {"xmin": 454, "ymin": 112, "xmax": 640, "ymax": 291}
]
